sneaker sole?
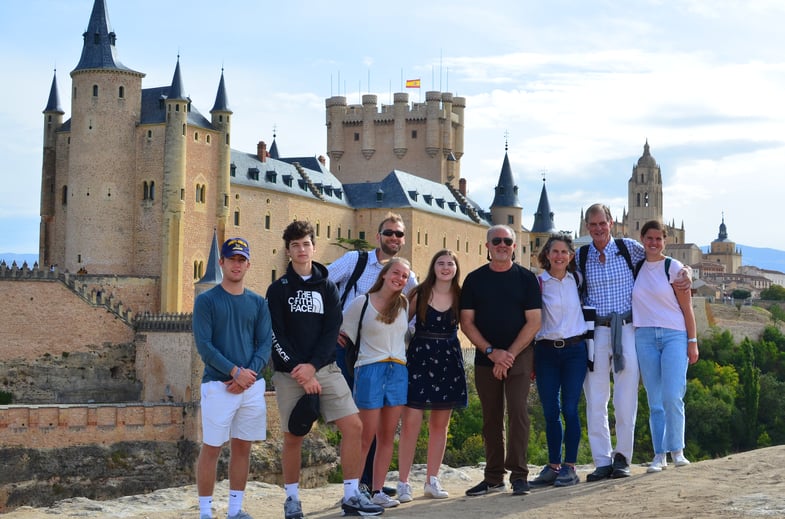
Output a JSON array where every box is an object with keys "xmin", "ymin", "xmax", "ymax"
[
  {"xmin": 342, "ymin": 510, "xmax": 383, "ymax": 517},
  {"xmin": 424, "ymin": 491, "xmax": 449, "ymax": 499},
  {"xmin": 398, "ymin": 495, "xmax": 413, "ymax": 503}
]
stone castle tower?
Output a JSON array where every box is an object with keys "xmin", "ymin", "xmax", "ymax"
[
  {"xmin": 705, "ymin": 215, "xmax": 742, "ymax": 273},
  {"xmin": 578, "ymin": 141, "xmax": 685, "ymax": 245},
  {"xmin": 325, "ymin": 91, "xmax": 465, "ymax": 186}
]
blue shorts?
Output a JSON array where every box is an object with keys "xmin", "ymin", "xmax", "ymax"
[{"xmin": 353, "ymin": 361, "xmax": 408, "ymax": 409}]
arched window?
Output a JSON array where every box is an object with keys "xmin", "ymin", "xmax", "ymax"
[
  {"xmin": 234, "ymin": 210, "xmax": 240, "ymax": 226},
  {"xmin": 92, "ymin": 84, "xmax": 98, "ymax": 97},
  {"xmin": 143, "ymin": 181, "xmax": 149, "ymax": 200},
  {"xmin": 118, "ymin": 86, "xmax": 125, "ymax": 98},
  {"xmin": 636, "ymin": 193, "xmax": 641, "ymax": 207},
  {"xmin": 149, "ymin": 181, "xmax": 155, "ymax": 200},
  {"xmin": 62, "ymin": 185, "xmax": 68, "ymax": 205}
]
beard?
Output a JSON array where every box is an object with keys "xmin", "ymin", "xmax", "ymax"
[{"xmin": 379, "ymin": 241, "xmax": 401, "ymax": 256}]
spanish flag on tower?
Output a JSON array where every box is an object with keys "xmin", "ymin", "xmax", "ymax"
[{"xmin": 405, "ymin": 79, "xmax": 421, "ymax": 88}]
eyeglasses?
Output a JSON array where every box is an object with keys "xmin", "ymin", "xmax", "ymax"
[
  {"xmin": 381, "ymin": 229, "xmax": 405, "ymax": 238},
  {"xmin": 491, "ymin": 237, "xmax": 514, "ymax": 246}
]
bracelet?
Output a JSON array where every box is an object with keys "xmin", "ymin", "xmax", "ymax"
[
  {"xmin": 688, "ymin": 338, "xmax": 698, "ymax": 343},
  {"xmin": 233, "ymin": 367, "xmax": 243, "ymax": 380}
]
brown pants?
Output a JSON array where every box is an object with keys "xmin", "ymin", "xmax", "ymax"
[{"xmin": 475, "ymin": 346, "xmax": 534, "ymax": 484}]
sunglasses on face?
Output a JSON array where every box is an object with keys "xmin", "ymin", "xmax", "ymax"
[
  {"xmin": 491, "ymin": 237, "xmax": 514, "ymax": 246},
  {"xmin": 381, "ymin": 229, "xmax": 405, "ymax": 238}
]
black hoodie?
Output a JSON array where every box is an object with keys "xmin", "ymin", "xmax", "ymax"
[{"xmin": 266, "ymin": 261, "xmax": 343, "ymax": 373}]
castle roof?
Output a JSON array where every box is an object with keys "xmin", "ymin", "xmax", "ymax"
[
  {"xmin": 196, "ymin": 231, "xmax": 223, "ymax": 285},
  {"xmin": 490, "ymin": 152, "xmax": 522, "ymax": 209},
  {"xmin": 714, "ymin": 214, "xmax": 731, "ymax": 242},
  {"xmin": 342, "ymin": 170, "xmax": 485, "ymax": 224},
  {"xmin": 269, "ymin": 138, "xmax": 280, "ymax": 159},
  {"xmin": 72, "ymin": 0, "xmax": 141, "ymax": 75},
  {"xmin": 167, "ymin": 59, "xmax": 187, "ymax": 101},
  {"xmin": 210, "ymin": 70, "xmax": 231, "ymax": 113},
  {"xmin": 229, "ymin": 151, "xmax": 350, "ymax": 207},
  {"xmin": 139, "ymin": 87, "xmax": 212, "ymax": 128},
  {"xmin": 44, "ymin": 71, "xmax": 64, "ymax": 114},
  {"xmin": 531, "ymin": 179, "xmax": 556, "ymax": 233}
]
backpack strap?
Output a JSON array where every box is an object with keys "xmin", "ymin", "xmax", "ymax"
[
  {"xmin": 578, "ymin": 245, "xmax": 589, "ymax": 297},
  {"xmin": 339, "ymin": 250, "xmax": 369, "ymax": 307},
  {"xmin": 634, "ymin": 256, "xmax": 673, "ymax": 281},
  {"xmin": 615, "ymin": 238, "xmax": 634, "ymax": 272},
  {"xmin": 356, "ymin": 294, "xmax": 370, "ymax": 345}
]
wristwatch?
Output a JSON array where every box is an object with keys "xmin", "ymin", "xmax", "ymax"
[{"xmin": 485, "ymin": 346, "xmax": 494, "ymax": 355}]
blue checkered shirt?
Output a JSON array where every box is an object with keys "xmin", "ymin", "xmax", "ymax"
[{"xmin": 583, "ymin": 238, "xmax": 644, "ymax": 316}]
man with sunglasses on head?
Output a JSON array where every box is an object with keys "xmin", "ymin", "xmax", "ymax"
[
  {"xmin": 460, "ymin": 225, "xmax": 542, "ymax": 498},
  {"xmin": 327, "ymin": 211, "xmax": 417, "ymax": 498}
]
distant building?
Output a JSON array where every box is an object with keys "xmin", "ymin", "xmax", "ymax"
[{"xmin": 703, "ymin": 215, "xmax": 743, "ymax": 275}]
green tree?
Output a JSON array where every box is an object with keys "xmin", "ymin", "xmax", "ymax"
[
  {"xmin": 770, "ymin": 304, "xmax": 785, "ymax": 324},
  {"xmin": 736, "ymin": 338, "xmax": 761, "ymax": 450},
  {"xmin": 332, "ymin": 237, "xmax": 372, "ymax": 251},
  {"xmin": 761, "ymin": 285, "xmax": 785, "ymax": 301},
  {"xmin": 758, "ymin": 373, "xmax": 785, "ymax": 444},
  {"xmin": 731, "ymin": 289, "xmax": 752, "ymax": 300}
]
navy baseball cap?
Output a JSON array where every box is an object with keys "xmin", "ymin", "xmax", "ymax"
[{"xmin": 221, "ymin": 238, "xmax": 250, "ymax": 259}]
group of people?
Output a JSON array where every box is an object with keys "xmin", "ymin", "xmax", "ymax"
[{"xmin": 191, "ymin": 204, "xmax": 699, "ymax": 519}]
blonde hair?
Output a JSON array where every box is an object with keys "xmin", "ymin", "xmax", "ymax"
[{"xmin": 368, "ymin": 257, "xmax": 411, "ymax": 324}]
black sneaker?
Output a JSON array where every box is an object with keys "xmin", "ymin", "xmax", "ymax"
[
  {"xmin": 511, "ymin": 479, "xmax": 530, "ymax": 495},
  {"xmin": 529, "ymin": 465, "xmax": 559, "ymax": 487},
  {"xmin": 586, "ymin": 464, "xmax": 613, "ymax": 482},
  {"xmin": 342, "ymin": 490, "xmax": 384, "ymax": 516},
  {"xmin": 465, "ymin": 480, "xmax": 506, "ymax": 496},
  {"xmin": 611, "ymin": 452, "xmax": 631, "ymax": 478},
  {"xmin": 381, "ymin": 485, "xmax": 397, "ymax": 497}
]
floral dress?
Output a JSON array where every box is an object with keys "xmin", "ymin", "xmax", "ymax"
[{"xmin": 406, "ymin": 306, "xmax": 468, "ymax": 410}]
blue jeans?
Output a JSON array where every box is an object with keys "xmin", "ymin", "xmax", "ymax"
[
  {"xmin": 635, "ymin": 327, "xmax": 688, "ymax": 454},
  {"xmin": 534, "ymin": 340, "xmax": 588, "ymax": 464}
]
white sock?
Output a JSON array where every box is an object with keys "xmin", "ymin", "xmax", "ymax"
[
  {"xmin": 227, "ymin": 489, "xmax": 244, "ymax": 517},
  {"xmin": 198, "ymin": 496, "xmax": 213, "ymax": 518},
  {"xmin": 285, "ymin": 482, "xmax": 300, "ymax": 500},
  {"xmin": 344, "ymin": 478, "xmax": 359, "ymax": 500}
]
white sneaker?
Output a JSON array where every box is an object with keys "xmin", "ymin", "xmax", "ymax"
[
  {"xmin": 371, "ymin": 491, "xmax": 400, "ymax": 508},
  {"xmin": 672, "ymin": 450, "xmax": 691, "ymax": 467},
  {"xmin": 647, "ymin": 453, "xmax": 668, "ymax": 473},
  {"xmin": 424, "ymin": 476, "xmax": 449, "ymax": 499},
  {"xmin": 397, "ymin": 481, "xmax": 413, "ymax": 503}
]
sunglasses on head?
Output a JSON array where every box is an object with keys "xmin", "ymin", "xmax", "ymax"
[
  {"xmin": 491, "ymin": 237, "xmax": 514, "ymax": 246},
  {"xmin": 381, "ymin": 229, "xmax": 405, "ymax": 238}
]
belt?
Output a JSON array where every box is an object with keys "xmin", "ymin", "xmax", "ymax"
[
  {"xmin": 596, "ymin": 316, "xmax": 632, "ymax": 327},
  {"xmin": 536, "ymin": 335, "xmax": 585, "ymax": 349},
  {"xmin": 413, "ymin": 331, "xmax": 456, "ymax": 340}
]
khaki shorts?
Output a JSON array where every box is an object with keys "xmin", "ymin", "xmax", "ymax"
[{"xmin": 273, "ymin": 362, "xmax": 358, "ymax": 433}]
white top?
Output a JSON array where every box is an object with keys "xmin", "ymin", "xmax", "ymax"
[
  {"xmin": 536, "ymin": 271, "xmax": 588, "ymax": 340},
  {"xmin": 342, "ymin": 295, "xmax": 409, "ymax": 366},
  {"xmin": 632, "ymin": 257, "xmax": 687, "ymax": 331}
]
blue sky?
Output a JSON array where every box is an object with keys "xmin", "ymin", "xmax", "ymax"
[{"xmin": 2, "ymin": 0, "xmax": 785, "ymax": 254}]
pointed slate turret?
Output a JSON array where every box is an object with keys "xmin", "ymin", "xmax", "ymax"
[
  {"xmin": 269, "ymin": 138, "xmax": 280, "ymax": 159},
  {"xmin": 43, "ymin": 70, "xmax": 64, "ymax": 114},
  {"xmin": 531, "ymin": 179, "xmax": 556, "ymax": 233},
  {"xmin": 196, "ymin": 231, "xmax": 223, "ymax": 285},
  {"xmin": 210, "ymin": 70, "xmax": 231, "ymax": 113},
  {"xmin": 717, "ymin": 214, "xmax": 729, "ymax": 242},
  {"xmin": 490, "ymin": 152, "xmax": 521, "ymax": 208},
  {"xmin": 168, "ymin": 58, "xmax": 187, "ymax": 100},
  {"xmin": 73, "ymin": 0, "xmax": 139, "ymax": 73}
]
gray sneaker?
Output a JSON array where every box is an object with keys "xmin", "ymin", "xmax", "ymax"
[
  {"xmin": 529, "ymin": 465, "xmax": 559, "ymax": 487},
  {"xmin": 342, "ymin": 490, "xmax": 384, "ymax": 516},
  {"xmin": 227, "ymin": 511, "xmax": 253, "ymax": 519},
  {"xmin": 553, "ymin": 465, "xmax": 579, "ymax": 487},
  {"xmin": 284, "ymin": 496, "xmax": 304, "ymax": 519}
]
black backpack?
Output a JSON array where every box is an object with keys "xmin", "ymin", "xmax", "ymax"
[{"xmin": 338, "ymin": 250, "xmax": 369, "ymax": 307}]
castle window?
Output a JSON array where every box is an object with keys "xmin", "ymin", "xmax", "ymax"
[
  {"xmin": 334, "ymin": 189, "xmax": 342, "ymax": 199},
  {"xmin": 636, "ymin": 193, "xmax": 641, "ymax": 207},
  {"xmin": 411, "ymin": 130, "xmax": 417, "ymax": 139},
  {"xmin": 248, "ymin": 168, "xmax": 259, "ymax": 181},
  {"xmin": 219, "ymin": 115, "xmax": 223, "ymax": 123},
  {"xmin": 271, "ymin": 269, "xmax": 277, "ymax": 283},
  {"xmin": 282, "ymin": 174, "xmax": 293, "ymax": 187},
  {"xmin": 193, "ymin": 260, "xmax": 204, "ymax": 280},
  {"xmin": 327, "ymin": 225, "xmax": 331, "ymax": 239},
  {"xmin": 143, "ymin": 182, "xmax": 149, "ymax": 200},
  {"xmin": 206, "ymin": 135, "xmax": 211, "ymax": 144},
  {"xmin": 354, "ymin": 132, "xmax": 360, "ymax": 141},
  {"xmin": 348, "ymin": 229, "xmax": 352, "ymax": 239},
  {"xmin": 118, "ymin": 86, "xmax": 124, "ymax": 98},
  {"xmin": 224, "ymin": 194, "xmax": 228, "ymax": 207},
  {"xmin": 408, "ymin": 190, "xmax": 418, "ymax": 201},
  {"xmin": 194, "ymin": 132, "xmax": 199, "ymax": 142},
  {"xmin": 180, "ymin": 188, "xmax": 184, "ymax": 201},
  {"xmin": 73, "ymin": 86, "xmax": 77, "ymax": 100},
  {"xmin": 423, "ymin": 194, "xmax": 432, "ymax": 205},
  {"xmin": 337, "ymin": 227, "xmax": 342, "ymax": 239},
  {"xmin": 436, "ymin": 198, "xmax": 445, "ymax": 208},
  {"xmin": 425, "ymin": 233, "xmax": 429, "ymax": 246},
  {"xmin": 266, "ymin": 171, "xmax": 277, "ymax": 183},
  {"xmin": 147, "ymin": 129, "xmax": 152, "ymax": 139},
  {"xmin": 359, "ymin": 231, "xmax": 365, "ymax": 240},
  {"xmin": 230, "ymin": 163, "xmax": 236, "ymax": 177},
  {"xmin": 376, "ymin": 189, "xmax": 384, "ymax": 202},
  {"xmin": 265, "ymin": 213, "xmax": 271, "ymax": 230},
  {"xmin": 507, "ymin": 215, "xmax": 514, "ymax": 225},
  {"xmin": 149, "ymin": 181, "xmax": 155, "ymax": 200},
  {"xmin": 182, "ymin": 124, "xmax": 186, "ymax": 136},
  {"xmin": 457, "ymin": 239, "xmax": 460, "ymax": 250},
  {"xmin": 195, "ymin": 184, "xmax": 206, "ymax": 204},
  {"xmin": 226, "ymin": 133, "xmax": 230, "ymax": 145},
  {"xmin": 234, "ymin": 210, "xmax": 240, "ymax": 226},
  {"xmin": 644, "ymin": 192, "xmax": 649, "ymax": 207},
  {"xmin": 62, "ymin": 185, "xmax": 68, "ymax": 205},
  {"xmin": 466, "ymin": 241, "xmax": 469, "ymax": 253},
  {"xmin": 417, "ymin": 231, "xmax": 421, "ymax": 244},
  {"xmin": 175, "ymin": 104, "xmax": 179, "ymax": 112},
  {"xmin": 93, "ymin": 32, "xmax": 100, "ymax": 44},
  {"xmin": 92, "ymin": 85, "xmax": 98, "ymax": 97},
  {"xmin": 443, "ymin": 236, "xmax": 447, "ymax": 248}
]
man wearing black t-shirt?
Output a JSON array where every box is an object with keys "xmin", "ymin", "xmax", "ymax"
[{"xmin": 460, "ymin": 225, "xmax": 542, "ymax": 498}]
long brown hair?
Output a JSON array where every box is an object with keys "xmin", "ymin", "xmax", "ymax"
[
  {"xmin": 409, "ymin": 249, "xmax": 461, "ymax": 326},
  {"xmin": 367, "ymin": 257, "xmax": 411, "ymax": 324}
]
